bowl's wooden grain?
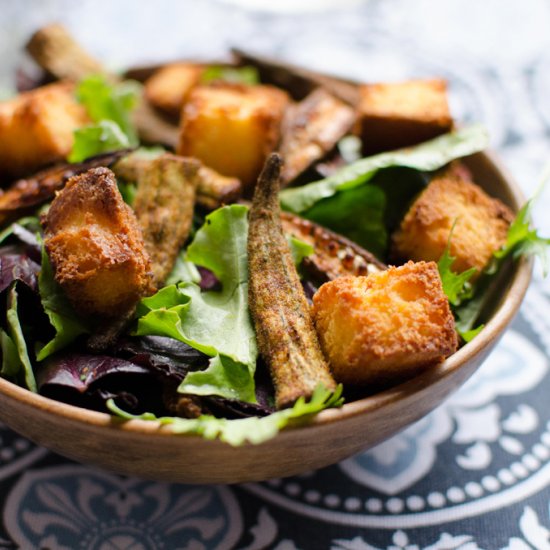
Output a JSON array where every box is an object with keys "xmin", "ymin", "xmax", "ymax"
[{"xmin": 0, "ymin": 150, "xmax": 531, "ymax": 483}]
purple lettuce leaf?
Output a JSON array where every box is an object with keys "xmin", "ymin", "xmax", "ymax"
[
  {"xmin": 197, "ymin": 266, "xmax": 221, "ymax": 291},
  {"xmin": 37, "ymin": 353, "xmax": 166, "ymax": 413},
  {"xmin": 113, "ymin": 335, "xmax": 210, "ymax": 383},
  {"xmin": 0, "ymin": 252, "xmax": 40, "ymax": 294}
]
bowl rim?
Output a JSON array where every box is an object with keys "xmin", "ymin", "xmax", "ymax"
[{"xmin": 0, "ymin": 149, "xmax": 533, "ymax": 441}]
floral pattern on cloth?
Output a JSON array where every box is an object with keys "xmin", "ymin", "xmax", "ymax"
[{"xmin": 4, "ymin": 466, "xmax": 243, "ymax": 550}]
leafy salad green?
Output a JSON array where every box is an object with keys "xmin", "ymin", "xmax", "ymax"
[
  {"xmin": 280, "ymin": 125, "xmax": 488, "ymax": 257},
  {"xmin": 107, "ymin": 383, "xmax": 343, "ymax": 446},
  {"xmin": 68, "ymin": 75, "xmax": 140, "ymax": 162},
  {"xmin": 135, "ymin": 205, "xmax": 258, "ymax": 403}
]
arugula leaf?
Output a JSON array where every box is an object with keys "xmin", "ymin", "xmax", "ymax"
[
  {"xmin": 201, "ymin": 65, "xmax": 260, "ymax": 86},
  {"xmin": 437, "ymin": 228, "xmax": 477, "ymax": 307},
  {"xmin": 76, "ymin": 75, "xmax": 140, "ymax": 145},
  {"xmin": 68, "ymin": 120, "xmax": 131, "ymax": 163},
  {"xmin": 107, "ymin": 383, "xmax": 343, "ymax": 446},
  {"xmin": 36, "ymin": 247, "xmax": 89, "ymax": 361},
  {"xmin": 6, "ymin": 285, "xmax": 36, "ymax": 391},
  {"xmin": 494, "ymin": 198, "xmax": 550, "ymax": 275},
  {"xmin": 280, "ymin": 125, "xmax": 488, "ymax": 214},
  {"xmin": 135, "ymin": 205, "xmax": 258, "ymax": 402},
  {"xmin": 453, "ymin": 165, "xmax": 550, "ymax": 340},
  {"xmin": 449, "ymin": 174, "xmax": 550, "ymax": 341}
]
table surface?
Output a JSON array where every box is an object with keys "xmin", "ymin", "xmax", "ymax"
[{"xmin": 0, "ymin": 1, "xmax": 549, "ymax": 548}]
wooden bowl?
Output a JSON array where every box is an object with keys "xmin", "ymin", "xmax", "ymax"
[{"xmin": 0, "ymin": 151, "xmax": 531, "ymax": 483}]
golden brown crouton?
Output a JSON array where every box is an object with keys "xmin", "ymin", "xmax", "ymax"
[
  {"xmin": 144, "ymin": 63, "xmax": 204, "ymax": 118},
  {"xmin": 279, "ymin": 88, "xmax": 356, "ymax": 185},
  {"xmin": 312, "ymin": 261, "xmax": 458, "ymax": 387},
  {"xmin": 392, "ymin": 175, "xmax": 514, "ymax": 274},
  {"xmin": 43, "ymin": 167, "xmax": 155, "ymax": 318},
  {"xmin": 133, "ymin": 154, "xmax": 199, "ymax": 285},
  {"xmin": 0, "ymin": 82, "xmax": 88, "ymax": 178},
  {"xmin": 359, "ymin": 79, "xmax": 453, "ymax": 155},
  {"xmin": 177, "ymin": 83, "xmax": 289, "ymax": 189}
]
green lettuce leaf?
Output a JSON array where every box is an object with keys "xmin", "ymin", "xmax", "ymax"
[
  {"xmin": 458, "ymin": 324, "xmax": 485, "ymax": 343},
  {"xmin": 165, "ymin": 253, "xmax": 201, "ymax": 286},
  {"xmin": 305, "ymin": 184, "xmax": 387, "ymax": 257},
  {"xmin": 36, "ymin": 247, "xmax": 89, "ymax": 361},
  {"xmin": 68, "ymin": 75, "xmax": 141, "ymax": 162},
  {"xmin": 0, "ymin": 216, "xmax": 41, "ymax": 245},
  {"xmin": 68, "ymin": 120, "xmax": 131, "ymax": 163},
  {"xmin": 201, "ymin": 65, "xmax": 260, "ymax": 86},
  {"xmin": 135, "ymin": 205, "xmax": 258, "ymax": 402},
  {"xmin": 177, "ymin": 353, "xmax": 256, "ymax": 402},
  {"xmin": 76, "ymin": 75, "xmax": 140, "ymax": 146},
  {"xmin": 0, "ymin": 327, "xmax": 20, "ymax": 379},
  {"xmin": 6, "ymin": 285, "xmax": 36, "ymax": 391},
  {"xmin": 288, "ymin": 236, "xmax": 314, "ymax": 267},
  {"xmin": 280, "ymin": 125, "xmax": 489, "ymax": 214},
  {"xmin": 107, "ymin": 383, "xmax": 343, "ymax": 446},
  {"xmin": 117, "ymin": 180, "xmax": 137, "ymax": 206}
]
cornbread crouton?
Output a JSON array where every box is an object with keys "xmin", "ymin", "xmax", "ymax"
[
  {"xmin": 312, "ymin": 261, "xmax": 458, "ymax": 386},
  {"xmin": 144, "ymin": 63, "xmax": 204, "ymax": 118},
  {"xmin": 359, "ymin": 79, "xmax": 453, "ymax": 155},
  {"xmin": 42, "ymin": 167, "xmax": 155, "ymax": 318},
  {"xmin": 392, "ymin": 174, "xmax": 514, "ymax": 274},
  {"xmin": 177, "ymin": 83, "xmax": 289, "ymax": 189},
  {"xmin": 0, "ymin": 82, "xmax": 88, "ymax": 178}
]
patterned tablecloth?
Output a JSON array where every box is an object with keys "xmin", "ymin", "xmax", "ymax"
[{"xmin": 0, "ymin": 1, "xmax": 549, "ymax": 548}]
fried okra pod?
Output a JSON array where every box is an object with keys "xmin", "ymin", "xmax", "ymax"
[
  {"xmin": 133, "ymin": 154, "xmax": 199, "ymax": 286},
  {"xmin": 248, "ymin": 153, "xmax": 336, "ymax": 409}
]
